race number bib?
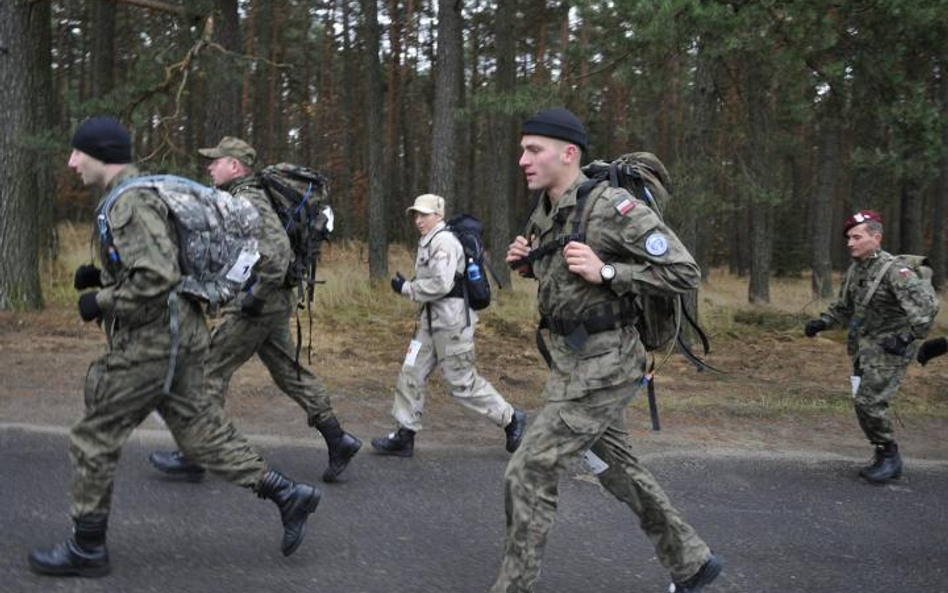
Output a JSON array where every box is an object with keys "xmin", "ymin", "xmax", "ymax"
[{"xmin": 404, "ymin": 339, "xmax": 423, "ymax": 367}]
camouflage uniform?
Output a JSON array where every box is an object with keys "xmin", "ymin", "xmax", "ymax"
[
  {"xmin": 202, "ymin": 173, "xmax": 336, "ymax": 426},
  {"xmin": 490, "ymin": 174, "xmax": 711, "ymax": 593},
  {"xmin": 72, "ymin": 165, "xmax": 268, "ymax": 518},
  {"xmin": 818, "ymin": 249, "xmax": 938, "ymax": 445},
  {"xmin": 392, "ymin": 221, "xmax": 514, "ymax": 431}
]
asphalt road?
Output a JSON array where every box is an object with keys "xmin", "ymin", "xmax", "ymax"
[{"xmin": 1, "ymin": 424, "xmax": 947, "ymax": 593}]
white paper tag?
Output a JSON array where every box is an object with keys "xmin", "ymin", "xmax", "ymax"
[
  {"xmin": 583, "ymin": 450, "xmax": 609, "ymax": 475},
  {"xmin": 322, "ymin": 205, "xmax": 335, "ymax": 233},
  {"xmin": 403, "ymin": 339, "xmax": 423, "ymax": 367},
  {"xmin": 850, "ymin": 375, "xmax": 861, "ymax": 398},
  {"xmin": 225, "ymin": 248, "xmax": 260, "ymax": 283}
]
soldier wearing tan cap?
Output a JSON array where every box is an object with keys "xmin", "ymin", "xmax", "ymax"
[
  {"xmin": 371, "ymin": 193, "xmax": 526, "ymax": 457},
  {"xmin": 149, "ymin": 136, "xmax": 362, "ymax": 484}
]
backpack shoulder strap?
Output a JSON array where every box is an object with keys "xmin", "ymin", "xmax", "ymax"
[{"xmin": 861, "ymin": 256, "xmax": 898, "ymax": 307}]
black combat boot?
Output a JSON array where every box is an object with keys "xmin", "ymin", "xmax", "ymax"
[
  {"xmin": 671, "ymin": 554, "xmax": 724, "ymax": 593},
  {"xmin": 29, "ymin": 515, "xmax": 110, "ymax": 577},
  {"xmin": 256, "ymin": 470, "xmax": 322, "ymax": 556},
  {"xmin": 148, "ymin": 449, "xmax": 206, "ymax": 482},
  {"xmin": 504, "ymin": 409, "xmax": 528, "ymax": 453},
  {"xmin": 314, "ymin": 416, "xmax": 363, "ymax": 483},
  {"xmin": 858, "ymin": 445, "xmax": 885, "ymax": 478},
  {"xmin": 370, "ymin": 427, "xmax": 415, "ymax": 457},
  {"xmin": 863, "ymin": 442, "xmax": 903, "ymax": 483}
]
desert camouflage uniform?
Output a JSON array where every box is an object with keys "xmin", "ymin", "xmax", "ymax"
[
  {"xmin": 391, "ymin": 220, "xmax": 514, "ymax": 432},
  {"xmin": 819, "ymin": 249, "xmax": 938, "ymax": 445},
  {"xmin": 72, "ymin": 165, "xmax": 267, "ymax": 518},
  {"xmin": 490, "ymin": 174, "xmax": 711, "ymax": 593},
  {"xmin": 202, "ymin": 174, "xmax": 336, "ymax": 426}
]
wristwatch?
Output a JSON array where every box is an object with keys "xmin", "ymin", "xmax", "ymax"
[{"xmin": 599, "ymin": 263, "xmax": 616, "ymax": 285}]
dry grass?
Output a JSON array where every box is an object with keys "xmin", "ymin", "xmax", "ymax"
[{"xmin": 36, "ymin": 223, "xmax": 948, "ymax": 423}]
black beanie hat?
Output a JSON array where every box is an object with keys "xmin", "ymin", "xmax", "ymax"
[
  {"xmin": 71, "ymin": 116, "xmax": 132, "ymax": 164},
  {"xmin": 521, "ymin": 107, "xmax": 588, "ymax": 153}
]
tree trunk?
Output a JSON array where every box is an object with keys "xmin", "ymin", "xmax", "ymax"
[
  {"xmin": 932, "ymin": 63, "xmax": 948, "ymax": 289},
  {"xmin": 900, "ymin": 175, "xmax": 924, "ymax": 255},
  {"xmin": 0, "ymin": 0, "xmax": 44, "ymax": 310},
  {"xmin": 428, "ymin": 0, "xmax": 463, "ymax": 202},
  {"xmin": 338, "ymin": 0, "xmax": 356, "ymax": 243},
  {"xmin": 810, "ymin": 92, "xmax": 841, "ymax": 299},
  {"xmin": 90, "ymin": 0, "xmax": 115, "ymax": 99},
  {"xmin": 360, "ymin": 0, "xmax": 388, "ymax": 279},
  {"xmin": 744, "ymin": 61, "xmax": 774, "ymax": 303},
  {"xmin": 204, "ymin": 0, "xmax": 242, "ymax": 143},
  {"xmin": 486, "ymin": 0, "xmax": 517, "ymax": 287},
  {"xmin": 30, "ymin": 0, "xmax": 58, "ymax": 263}
]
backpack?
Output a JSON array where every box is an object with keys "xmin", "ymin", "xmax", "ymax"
[
  {"xmin": 580, "ymin": 153, "xmax": 711, "ymax": 362},
  {"xmin": 841, "ymin": 254, "xmax": 935, "ymax": 309},
  {"xmin": 97, "ymin": 174, "xmax": 261, "ymax": 394},
  {"xmin": 97, "ymin": 174, "xmax": 261, "ymax": 307},
  {"xmin": 258, "ymin": 163, "xmax": 334, "ymax": 303},
  {"xmin": 258, "ymin": 163, "xmax": 333, "ymax": 375},
  {"xmin": 444, "ymin": 214, "xmax": 494, "ymax": 312}
]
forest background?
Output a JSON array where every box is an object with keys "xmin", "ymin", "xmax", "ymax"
[{"xmin": 2, "ymin": 0, "xmax": 948, "ymax": 313}]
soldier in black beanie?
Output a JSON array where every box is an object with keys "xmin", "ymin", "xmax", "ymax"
[{"xmin": 70, "ymin": 115, "xmax": 132, "ymax": 165}]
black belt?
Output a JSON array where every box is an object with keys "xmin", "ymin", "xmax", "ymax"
[
  {"xmin": 537, "ymin": 298, "xmax": 636, "ymax": 356},
  {"xmin": 540, "ymin": 298, "xmax": 636, "ymax": 337}
]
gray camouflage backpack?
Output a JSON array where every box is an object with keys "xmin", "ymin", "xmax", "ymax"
[
  {"xmin": 97, "ymin": 174, "xmax": 261, "ymax": 307},
  {"xmin": 97, "ymin": 174, "xmax": 261, "ymax": 393}
]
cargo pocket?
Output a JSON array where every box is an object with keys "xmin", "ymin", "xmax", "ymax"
[
  {"xmin": 83, "ymin": 360, "xmax": 108, "ymax": 411},
  {"xmin": 558, "ymin": 406, "xmax": 605, "ymax": 437}
]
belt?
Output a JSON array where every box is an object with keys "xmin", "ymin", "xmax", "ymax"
[{"xmin": 539, "ymin": 298, "xmax": 636, "ymax": 347}]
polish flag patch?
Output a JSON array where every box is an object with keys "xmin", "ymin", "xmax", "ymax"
[
  {"xmin": 615, "ymin": 198, "xmax": 635, "ymax": 216},
  {"xmin": 898, "ymin": 267, "xmax": 914, "ymax": 278}
]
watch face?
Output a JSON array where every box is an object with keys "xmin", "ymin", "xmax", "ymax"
[{"xmin": 601, "ymin": 264, "xmax": 616, "ymax": 281}]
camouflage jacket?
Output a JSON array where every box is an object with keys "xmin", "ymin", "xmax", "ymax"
[
  {"xmin": 94, "ymin": 165, "xmax": 181, "ymax": 334},
  {"xmin": 525, "ymin": 173, "xmax": 700, "ymax": 400},
  {"xmin": 224, "ymin": 174, "xmax": 292, "ymax": 312},
  {"xmin": 820, "ymin": 249, "xmax": 938, "ymax": 360},
  {"xmin": 406, "ymin": 220, "xmax": 469, "ymax": 331}
]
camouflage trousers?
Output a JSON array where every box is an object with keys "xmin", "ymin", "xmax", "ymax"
[
  {"xmin": 205, "ymin": 292, "xmax": 335, "ymax": 427},
  {"xmin": 71, "ymin": 300, "xmax": 267, "ymax": 519},
  {"xmin": 853, "ymin": 354, "xmax": 910, "ymax": 446},
  {"xmin": 392, "ymin": 321, "xmax": 513, "ymax": 432},
  {"xmin": 490, "ymin": 380, "xmax": 710, "ymax": 593}
]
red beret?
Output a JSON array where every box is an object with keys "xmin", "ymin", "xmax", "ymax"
[{"xmin": 843, "ymin": 209, "xmax": 883, "ymax": 236}]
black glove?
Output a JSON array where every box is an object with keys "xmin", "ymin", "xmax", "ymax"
[
  {"xmin": 391, "ymin": 272, "xmax": 406, "ymax": 295},
  {"xmin": 78, "ymin": 291, "xmax": 102, "ymax": 322},
  {"xmin": 917, "ymin": 337, "xmax": 948, "ymax": 365},
  {"xmin": 804, "ymin": 319, "xmax": 827, "ymax": 337},
  {"xmin": 880, "ymin": 332, "xmax": 913, "ymax": 356},
  {"xmin": 240, "ymin": 293, "xmax": 265, "ymax": 317},
  {"xmin": 73, "ymin": 264, "xmax": 102, "ymax": 290}
]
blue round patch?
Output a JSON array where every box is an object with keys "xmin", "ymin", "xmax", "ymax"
[{"xmin": 645, "ymin": 233, "xmax": 669, "ymax": 256}]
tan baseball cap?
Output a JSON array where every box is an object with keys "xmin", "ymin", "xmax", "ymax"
[
  {"xmin": 198, "ymin": 136, "xmax": 256, "ymax": 167},
  {"xmin": 406, "ymin": 193, "xmax": 445, "ymax": 217}
]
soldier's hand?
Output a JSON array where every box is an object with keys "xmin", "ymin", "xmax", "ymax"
[
  {"xmin": 241, "ymin": 293, "xmax": 265, "ymax": 317},
  {"xmin": 506, "ymin": 236, "xmax": 534, "ymax": 276},
  {"xmin": 804, "ymin": 319, "xmax": 827, "ymax": 337},
  {"xmin": 917, "ymin": 337, "xmax": 948, "ymax": 365},
  {"xmin": 73, "ymin": 264, "xmax": 102, "ymax": 290},
  {"xmin": 391, "ymin": 272, "xmax": 406, "ymax": 295},
  {"xmin": 563, "ymin": 241, "xmax": 605, "ymax": 284},
  {"xmin": 879, "ymin": 332, "xmax": 913, "ymax": 356},
  {"xmin": 78, "ymin": 291, "xmax": 102, "ymax": 322}
]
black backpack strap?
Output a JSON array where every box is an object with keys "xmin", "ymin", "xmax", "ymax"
[{"xmin": 510, "ymin": 180, "xmax": 600, "ymax": 270}]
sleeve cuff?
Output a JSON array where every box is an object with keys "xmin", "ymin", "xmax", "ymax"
[{"xmin": 95, "ymin": 288, "xmax": 115, "ymax": 312}]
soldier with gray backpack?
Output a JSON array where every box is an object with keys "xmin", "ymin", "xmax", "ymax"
[
  {"xmin": 31, "ymin": 117, "xmax": 322, "ymax": 578},
  {"xmin": 149, "ymin": 137, "xmax": 361, "ymax": 485}
]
